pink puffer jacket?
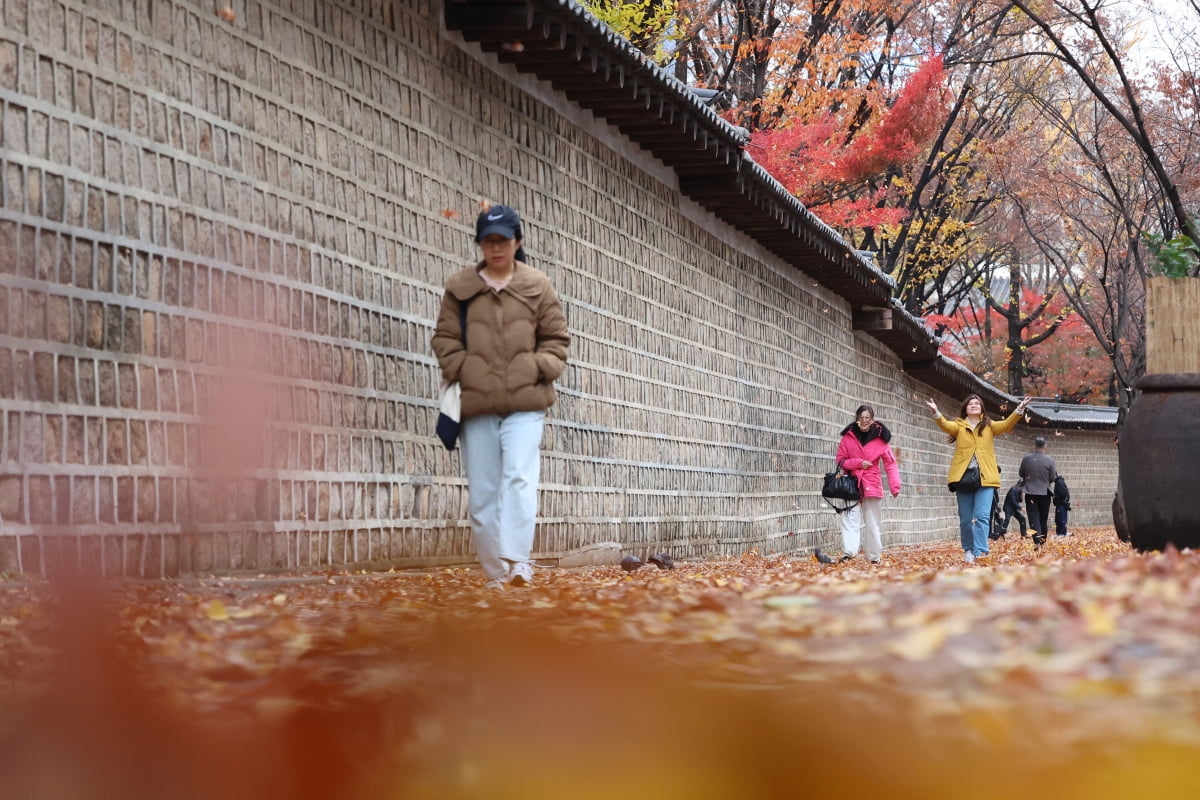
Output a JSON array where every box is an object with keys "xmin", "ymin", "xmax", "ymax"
[{"xmin": 834, "ymin": 421, "xmax": 901, "ymax": 499}]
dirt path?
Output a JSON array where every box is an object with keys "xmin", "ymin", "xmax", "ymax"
[{"xmin": 2, "ymin": 527, "xmax": 1199, "ymax": 798}]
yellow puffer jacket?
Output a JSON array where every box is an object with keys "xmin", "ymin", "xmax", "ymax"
[{"xmin": 934, "ymin": 412, "xmax": 1022, "ymax": 488}]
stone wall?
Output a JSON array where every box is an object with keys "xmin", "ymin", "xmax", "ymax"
[{"xmin": 0, "ymin": 0, "xmax": 1118, "ymax": 576}]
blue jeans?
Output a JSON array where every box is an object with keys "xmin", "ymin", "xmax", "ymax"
[
  {"xmin": 460, "ymin": 411, "xmax": 545, "ymax": 580},
  {"xmin": 957, "ymin": 487, "xmax": 995, "ymax": 557}
]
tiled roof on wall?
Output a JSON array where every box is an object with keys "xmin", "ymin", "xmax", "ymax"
[{"xmin": 1025, "ymin": 402, "xmax": 1120, "ymax": 430}]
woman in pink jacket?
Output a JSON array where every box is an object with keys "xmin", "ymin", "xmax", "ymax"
[{"xmin": 834, "ymin": 405, "xmax": 902, "ymax": 564}]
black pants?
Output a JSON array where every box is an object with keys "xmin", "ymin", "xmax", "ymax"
[
  {"xmin": 1026, "ymin": 494, "xmax": 1052, "ymax": 542},
  {"xmin": 999, "ymin": 498, "xmax": 1027, "ymax": 536},
  {"xmin": 1054, "ymin": 502, "xmax": 1069, "ymax": 536}
]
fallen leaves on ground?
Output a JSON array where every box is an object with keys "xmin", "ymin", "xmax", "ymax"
[{"xmin": 3, "ymin": 527, "xmax": 1200, "ymax": 798}]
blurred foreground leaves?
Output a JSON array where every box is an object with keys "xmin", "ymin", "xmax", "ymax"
[{"xmin": 2, "ymin": 527, "xmax": 1200, "ymax": 798}]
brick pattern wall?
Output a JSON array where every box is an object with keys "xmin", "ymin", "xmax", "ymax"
[{"xmin": 0, "ymin": 0, "xmax": 1118, "ymax": 576}]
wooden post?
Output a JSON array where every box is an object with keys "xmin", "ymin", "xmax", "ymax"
[{"xmin": 1146, "ymin": 277, "xmax": 1200, "ymax": 375}]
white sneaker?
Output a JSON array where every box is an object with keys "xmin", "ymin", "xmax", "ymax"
[
  {"xmin": 508, "ymin": 561, "xmax": 534, "ymax": 587},
  {"xmin": 484, "ymin": 577, "xmax": 506, "ymax": 591},
  {"xmin": 963, "ymin": 552, "xmax": 975, "ymax": 563}
]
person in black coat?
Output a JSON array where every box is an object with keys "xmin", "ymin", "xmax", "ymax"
[
  {"xmin": 995, "ymin": 478, "xmax": 1028, "ymax": 538},
  {"xmin": 1053, "ymin": 475, "xmax": 1071, "ymax": 536}
]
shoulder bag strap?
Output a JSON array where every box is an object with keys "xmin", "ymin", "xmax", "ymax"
[{"xmin": 459, "ymin": 297, "xmax": 469, "ymax": 347}]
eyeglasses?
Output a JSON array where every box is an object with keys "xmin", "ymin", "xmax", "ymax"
[{"xmin": 857, "ymin": 415, "xmax": 873, "ymax": 422}]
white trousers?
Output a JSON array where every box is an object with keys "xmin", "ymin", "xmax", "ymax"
[
  {"xmin": 840, "ymin": 496, "xmax": 884, "ymax": 560},
  {"xmin": 460, "ymin": 411, "xmax": 545, "ymax": 580}
]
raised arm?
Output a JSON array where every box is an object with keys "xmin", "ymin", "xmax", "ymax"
[
  {"xmin": 991, "ymin": 397, "xmax": 1032, "ymax": 435},
  {"xmin": 927, "ymin": 399, "xmax": 958, "ymax": 436}
]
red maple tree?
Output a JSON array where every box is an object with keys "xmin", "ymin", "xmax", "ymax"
[
  {"xmin": 926, "ymin": 286, "xmax": 1111, "ymax": 403},
  {"xmin": 747, "ymin": 54, "xmax": 948, "ymax": 229}
]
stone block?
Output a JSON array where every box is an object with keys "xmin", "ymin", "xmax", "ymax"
[
  {"xmin": 102, "ymin": 303, "xmax": 122, "ymax": 350},
  {"xmin": 0, "ymin": 357, "xmax": 12, "ymax": 416},
  {"xmin": 158, "ymin": 371, "xmax": 176, "ymax": 413},
  {"xmin": 159, "ymin": 479, "xmax": 175, "ymax": 522},
  {"xmin": 137, "ymin": 475, "xmax": 155, "ymax": 522},
  {"xmin": 47, "ymin": 293, "xmax": 71, "ymax": 342},
  {"xmin": 10, "ymin": 350, "xmax": 28, "ymax": 400},
  {"xmin": 129, "ymin": 419, "xmax": 147, "ymax": 465},
  {"xmin": 86, "ymin": 416, "xmax": 103, "ymax": 465},
  {"xmin": 212, "ymin": 531, "xmax": 229, "ymax": 571},
  {"xmin": 146, "ymin": 420, "xmax": 164, "ymax": 465},
  {"xmin": 0, "ymin": 535, "xmax": 20, "ymax": 574},
  {"xmin": 232, "ymin": 530, "xmax": 255, "ymax": 570},
  {"xmin": 166, "ymin": 422, "xmax": 184, "ymax": 466},
  {"xmin": 122, "ymin": 534, "xmax": 144, "ymax": 578},
  {"xmin": 117, "ymin": 362, "xmax": 135, "ymax": 407},
  {"xmin": 57, "ymin": 355, "xmax": 76, "ymax": 403},
  {"xmin": 141, "ymin": 311, "xmax": 156, "ymax": 356},
  {"xmin": 27, "ymin": 476, "xmax": 51, "ymax": 524},
  {"xmin": 116, "ymin": 475, "xmax": 134, "ymax": 522},
  {"xmin": 44, "ymin": 414, "xmax": 61, "ymax": 463},
  {"xmin": 103, "ymin": 534, "xmax": 123, "ymax": 577},
  {"xmin": 192, "ymin": 533, "xmax": 213, "ymax": 573},
  {"xmin": 0, "ymin": 475, "xmax": 23, "ymax": 521},
  {"xmin": 19, "ymin": 536, "xmax": 41, "ymax": 577},
  {"xmin": 97, "ymin": 476, "xmax": 114, "ymax": 523},
  {"xmin": 255, "ymin": 531, "xmax": 273, "ymax": 568},
  {"xmin": 271, "ymin": 531, "xmax": 288, "ymax": 569},
  {"xmin": 33, "ymin": 352, "xmax": 54, "ymax": 401},
  {"xmin": 106, "ymin": 418, "xmax": 127, "ymax": 464},
  {"xmin": 53, "ymin": 476, "xmax": 69, "ymax": 523},
  {"xmin": 97, "ymin": 360, "xmax": 116, "ymax": 406},
  {"xmin": 71, "ymin": 476, "xmax": 96, "ymax": 524},
  {"xmin": 162, "ymin": 534, "xmax": 181, "ymax": 577}
]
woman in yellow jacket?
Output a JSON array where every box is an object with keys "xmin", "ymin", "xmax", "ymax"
[{"xmin": 926, "ymin": 394, "xmax": 1031, "ymax": 563}]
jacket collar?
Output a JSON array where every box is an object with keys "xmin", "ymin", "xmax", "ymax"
[
  {"xmin": 840, "ymin": 420, "xmax": 892, "ymax": 444},
  {"xmin": 445, "ymin": 260, "xmax": 540, "ymax": 301}
]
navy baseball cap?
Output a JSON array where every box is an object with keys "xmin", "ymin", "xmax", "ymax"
[{"xmin": 475, "ymin": 204, "xmax": 522, "ymax": 241}]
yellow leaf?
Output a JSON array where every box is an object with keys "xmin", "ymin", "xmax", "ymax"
[
  {"xmin": 1081, "ymin": 602, "xmax": 1116, "ymax": 636},
  {"xmin": 889, "ymin": 624, "xmax": 948, "ymax": 660},
  {"xmin": 284, "ymin": 633, "xmax": 314, "ymax": 657},
  {"xmin": 205, "ymin": 600, "xmax": 229, "ymax": 621}
]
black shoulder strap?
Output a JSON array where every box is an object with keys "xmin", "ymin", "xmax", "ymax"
[
  {"xmin": 459, "ymin": 297, "xmax": 471, "ymax": 347},
  {"xmin": 822, "ymin": 497, "xmax": 859, "ymax": 514}
]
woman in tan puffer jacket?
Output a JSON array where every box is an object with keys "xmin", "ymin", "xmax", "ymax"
[{"xmin": 431, "ymin": 204, "xmax": 569, "ymax": 590}]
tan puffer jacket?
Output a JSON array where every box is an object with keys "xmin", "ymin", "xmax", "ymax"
[{"xmin": 431, "ymin": 261, "xmax": 569, "ymax": 418}]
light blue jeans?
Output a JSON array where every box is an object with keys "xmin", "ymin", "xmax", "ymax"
[
  {"xmin": 957, "ymin": 487, "xmax": 995, "ymax": 557},
  {"xmin": 460, "ymin": 411, "xmax": 545, "ymax": 580}
]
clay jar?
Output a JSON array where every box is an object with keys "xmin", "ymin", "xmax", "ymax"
[{"xmin": 1118, "ymin": 373, "xmax": 1200, "ymax": 551}]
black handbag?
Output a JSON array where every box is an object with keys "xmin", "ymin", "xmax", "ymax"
[
  {"xmin": 822, "ymin": 460, "xmax": 861, "ymax": 513},
  {"xmin": 950, "ymin": 458, "xmax": 982, "ymax": 493}
]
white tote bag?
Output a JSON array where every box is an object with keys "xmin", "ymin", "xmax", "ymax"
[{"xmin": 436, "ymin": 380, "xmax": 462, "ymax": 450}]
